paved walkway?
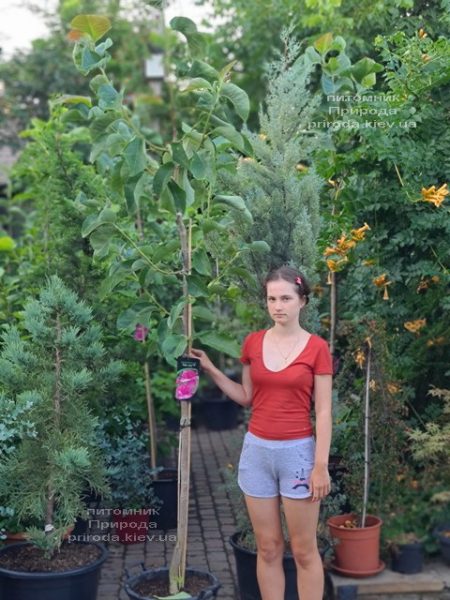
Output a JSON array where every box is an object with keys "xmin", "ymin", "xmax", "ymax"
[
  {"xmin": 93, "ymin": 423, "xmax": 450, "ymax": 600},
  {"xmin": 97, "ymin": 424, "xmax": 244, "ymax": 600}
]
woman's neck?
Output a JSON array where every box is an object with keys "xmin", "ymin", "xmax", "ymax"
[{"xmin": 270, "ymin": 323, "xmax": 303, "ymax": 337}]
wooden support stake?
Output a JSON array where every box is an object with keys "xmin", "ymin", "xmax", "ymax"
[{"xmin": 169, "ymin": 215, "xmax": 193, "ymax": 593}]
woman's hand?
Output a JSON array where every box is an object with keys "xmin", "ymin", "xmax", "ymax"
[
  {"xmin": 190, "ymin": 348, "xmax": 215, "ymax": 374},
  {"xmin": 310, "ymin": 464, "xmax": 331, "ymax": 503}
]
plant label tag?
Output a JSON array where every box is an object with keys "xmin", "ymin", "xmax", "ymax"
[{"xmin": 175, "ymin": 356, "xmax": 200, "ymax": 401}]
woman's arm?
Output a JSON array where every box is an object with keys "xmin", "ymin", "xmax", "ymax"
[
  {"xmin": 190, "ymin": 348, "xmax": 253, "ymax": 407},
  {"xmin": 310, "ymin": 373, "xmax": 333, "ymax": 501}
]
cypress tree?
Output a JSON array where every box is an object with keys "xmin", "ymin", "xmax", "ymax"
[{"xmin": 0, "ymin": 275, "xmax": 122, "ymax": 555}]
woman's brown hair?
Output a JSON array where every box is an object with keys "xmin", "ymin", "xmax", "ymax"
[{"xmin": 264, "ymin": 266, "xmax": 310, "ymax": 304}]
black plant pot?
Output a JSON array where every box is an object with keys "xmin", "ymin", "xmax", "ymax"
[
  {"xmin": 434, "ymin": 525, "xmax": 450, "ymax": 566},
  {"xmin": 152, "ymin": 468, "xmax": 178, "ymax": 531},
  {"xmin": 229, "ymin": 532, "xmax": 333, "ymax": 600},
  {"xmin": 0, "ymin": 542, "xmax": 108, "ymax": 600},
  {"xmin": 390, "ymin": 541, "xmax": 423, "ymax": 574},
  {"xmin": 202, "ymin": 396, "xmax": 240, "ymax": 431},
  {"xmin": 336, "ymin": 585, "xmax": 357, "ymax": 600},
  {"xmin": 124, "ymin": 564, "xmax": 220, "ymax": 600}
]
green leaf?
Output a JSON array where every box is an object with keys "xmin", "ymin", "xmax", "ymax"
[
  {"xmin": 161, "ymin": 334, "xmax": 188, "ymax": 364},
  {"xmin": 197, "ymin": 331, "xmax": 241, "ymax": 358},
  {"xmin": 170, "ymin": 17, "xmax": 205, "ymax": 57},
  {"xmin": 361, "ymin": 73, "xmax": 377, "ymax": 88},
  {"xmin": 0, "ymin": 236, "xmax": 15, "ymax": 251},
  {"xmin": 181, "ymin": 169, "xmax": 195, "ymax": 206},
  {"xmin": 331, "ymin": 36, "xmax": 346, "ymax": 52},
  {"xmin": 153, "ymin": 162, "xmax": 175, "ymax": 196},
  {"xmin": 304, "ymin": 46, "xmax": 322, "ymax": 66},
  {"xmin": 192, "ymin": 248, "xmax": 211, "ymax": 276},
  {"xmin": 220, "ymin": 83, "xmax": 250, "ymax": 121},
  {"xmin": 214, "ymin": 195, "xmax": 253, "ymax": 223},
  {"xmin": 213, "ymin": 126, "xmax": 245, "ymax": 152},
  {"xmin": 181, "ymin": 78, "xmax": 212, "ymax": 93},
  {"xmin": 159, "ymin": 186, "xmax": 176, "ymax": 214},
  {"xmin": 214, "ymin": 195, "xmax": 246, "ymax": 211},
  {"xmin": 81, "ymin": 214, "xmax": 101, "ymax": 237},
  {"xmin": 124, "ymin": 137, "xmax": 147, "ymax": 177},
  {"xmin": 247, "ymin": 240, "xmax": 270, "ymax": 253},
  {"xmin": 190, "ymin": 153, "xmax": 207, "ymax": 180},
  {"xmin": 192, "ymin": 305, "xmax": 216, "ymax": 322},
  {"xmin": 170, "ymin": 16, "xmax": 198, "ymax": 34},
  {"xmin": 98, "ymin": 271, "xmax": 128, "ymax": 300},
  {"xmin": 313, "ymin": 32, "xmax": 333, "ymax": 55},
  {"xmin": 189, "ymin": 60, "xmax": 219, "ymax": 82},
  {"xmin": 153, "ymin": 239, "xmax": 180, "ymax": 262},
  {"xmin": 134, "ymin": 172, "xmax": 153, "ymax": 203},
  {"xmin": 350, "ymin": 58, "xmax": 384, "ymax": 83},
  {"xmin": 168, "ymin": 298, "xmax": 187, "ymax": 329},
  {"xmin": 89, "ymin": 225, "xmax": 116, "ymax": 258},
  {"xmin": 117, "ymin": 303, "xmax": 153, "ymax": 330},
  {"xmin": 171, "ymin": 142, "xmax": 190, "ymax": 169},
  {"xmin": 168, "ymin": 180, "xmax": 186, "ymax": 213},
  {"xmin": 95, "ymin": 37, "xmax": 113, "ymax": 56},
  {"xmin": 188, "ymin": 275, "xmax": 210, "ymax": 297},
  {"xmin": 79, "ymin": 47, "xmax": 106, "ymax": 74},
  {"xmin": 70, "ymin": 15, "xmax": 112, "ymax": 42},
  {"xmin": 98, "ymin": 83, "xmax": 122, "ymax": 111},
  {"xmin": 53, "ymin": 95, "xmax": 92, "ymax": 107},
  {"xmin": 320, "ymin": 73, "xmax": 337, "ymax": 95}
]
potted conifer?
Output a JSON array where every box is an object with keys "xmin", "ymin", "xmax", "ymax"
[{"xmin": 0, "ymin": 275, "xmax": 122, "ymax": 600}]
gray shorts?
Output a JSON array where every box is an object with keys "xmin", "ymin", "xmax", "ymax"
[{"xmin": 238, "ymin": 431, "xmax": 316, "ymax": 499}]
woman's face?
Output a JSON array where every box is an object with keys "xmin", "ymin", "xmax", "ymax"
[{"xmin": 266, "ymin": 279, "xmax": 305, "ymax": 325}]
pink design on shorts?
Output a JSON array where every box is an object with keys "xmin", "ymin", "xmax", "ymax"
[{"xmin": 175, "ymin": 369, "xmax": 199, "ymax": 400}]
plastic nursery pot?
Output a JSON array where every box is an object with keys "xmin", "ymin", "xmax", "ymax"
[
  {"xmin": 124, "ymin": 564, "xmax": 221, "ymax": 600},
  {"xmin": 336, "ymin": 585, "xmax": 358, "ymax": 600},
  {"xmin": 151, "ymin": 468, "xmax": 178, "ymax": 531},
  {"xmin": 0, "ymin": 541, "xmax": 108, "ymax": 600},
  {"xmin": 327, "ymin": 513, "xmax": 385, "ymax": 577},
  {"xmin": 229, "ymin": 531, "xmax": 332, "ymax": 600},
  {"xmin": 390, "ymin": 540, "xmax": 423, "ymax": 574},
  {"xmin": 434, "ymin": 524, "xmax": 450, "ymax": 566}
]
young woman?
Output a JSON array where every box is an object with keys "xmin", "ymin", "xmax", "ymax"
[{"xmin": 190, "ymin": 265, "xmax": 333, "ymax": 600}]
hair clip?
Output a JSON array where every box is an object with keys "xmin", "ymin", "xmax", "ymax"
[{"xmin": 296, "ymin": 276, "xmax": 302, "ymax": 286}]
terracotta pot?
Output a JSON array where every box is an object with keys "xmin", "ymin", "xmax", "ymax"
[
  {"xmin": 327, "ymin": 513, "xmax": 384, "ymax": 577},
  {"xmin": 112, "ymin": 511, "xmax": 149, "ymax": 545}
]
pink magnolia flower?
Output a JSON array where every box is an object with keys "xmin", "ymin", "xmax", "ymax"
[
  {"xmin": 175, "ymin": 369, "xmax": 199, "ymax": 400},
  {"xmin": 133, "ymin": 323, "xmax": 149, "ymax": 342}
]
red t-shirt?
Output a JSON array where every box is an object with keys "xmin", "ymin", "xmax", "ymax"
[{"xmin": 240, "ymin": 330, "xmax": 333, "ymax": 440}]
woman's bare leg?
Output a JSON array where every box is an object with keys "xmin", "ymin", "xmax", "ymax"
[
  {"xmin": 244, "ymin": 494, "xmax": 285, "ymax": 600},
  {"xmin": 282, "ymin": 497, "xmax": 323, "ymax": 600}
]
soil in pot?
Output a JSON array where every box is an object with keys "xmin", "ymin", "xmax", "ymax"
[
  {"xmin": 0, "ymin": 542, "xmax": 102, "ymax": 572},
  {"xmin": 133, "ymin": 572, "xmax": 212, "ymax": 597}
]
